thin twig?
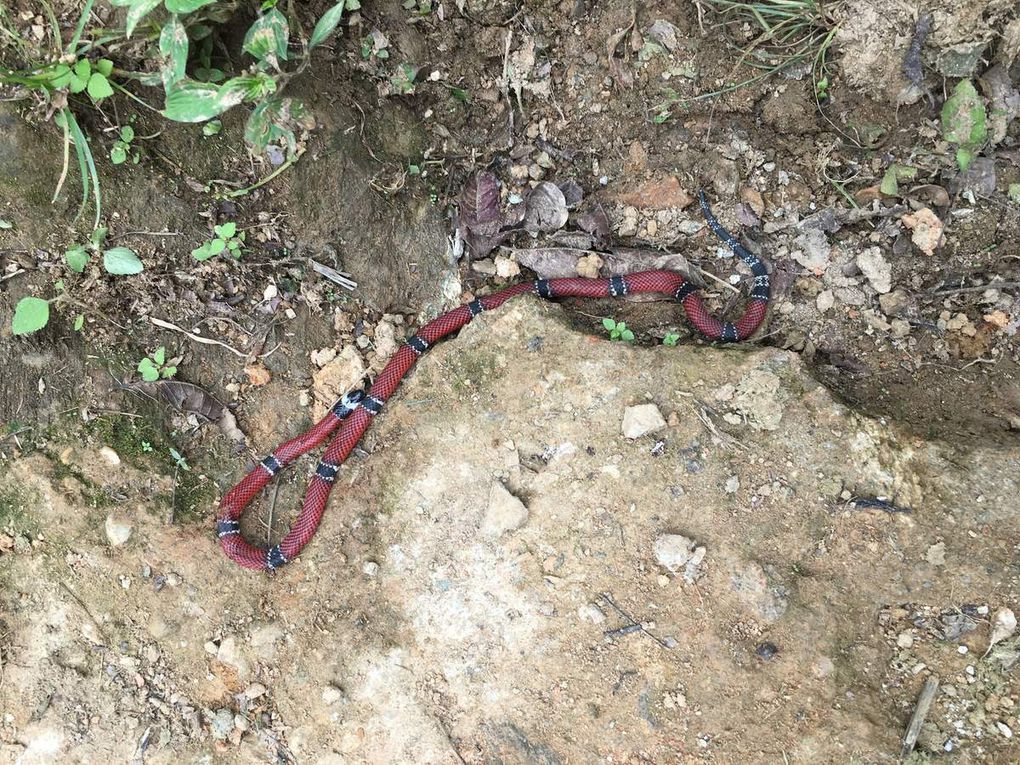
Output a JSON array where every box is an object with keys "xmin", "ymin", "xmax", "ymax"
[
  {"xmin": 309, "ymin": 259, "xmax": 358, "ymax": 290},
  {"xmin": 933, "ymin": 281, "xmax": 1020, "ymax": 295},
  {"xmin": 148, "ymin": 316, "xmax": 248, "ymax": 358},
  {"xmin": 58, "ymin": 581, "xmax": 110, "ymax": 644},
  {"xmin": 698, "ymin": 266, "xmax": 741, "ymax": 294}
]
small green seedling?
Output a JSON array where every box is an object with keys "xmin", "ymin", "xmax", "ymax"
[
  {"xmin": 202, "ymin": 120, "xmax": 223, "ymax": 136},
  {"xmin": 138, "ymin": 346, "xmax": 177, "ymax": 382},
  {"xmin": 662, "ymin": 332, "xmax": 680, "ymax": 346},
  {"xmin": 110, "ymin": 124, "xmax": 138, "ymax": 165},
  {"xmin": 64, "ymin": 227, "xmax": 143, "ymax": 275},
  {"xmin": 361, "ymin": 30, "xmax": 390, "ymax": 60},
  {"xmin": 940, "ymin": 79, "xmax": 987, "ymax": 172},
  {"xmin": 169, "ymin": 448, "xmax": 190, "ymax": 472},
  {"xmin": 390, "ymin": 63, "xmax": 418, "ymax": 95},
  {"xmin": 602, "ymin": 317, "xmax": 635, "ymax": 342},
  {"xmin": 141, "ymin": 441, "xmax": 154, "ymax": 453},
  {"xmin": 192, "ymin": 222, "xmax": 245, "ymax": 261}
]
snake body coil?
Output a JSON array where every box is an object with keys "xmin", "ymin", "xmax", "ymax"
[{"xmin": 217, "ymin": 192, "xmax": 770, "ymax": 571}]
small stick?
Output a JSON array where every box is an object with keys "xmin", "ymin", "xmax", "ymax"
[
  {"xmin": 697, "ymin": 266, "xmax": 741, "ymax": 294},
  {"xmin": 309, "ymin": 259, "xmax": 358, "ymax": 290},
  {"xmin": 59, "ymin": 581, "xmax": 110, "ymax": 644},
  {"xmin": 933, "ymin": 281, "xmax": 1020, "ymax": 295},
  {"xmin": 900, "ymin": 676, "xmax": 939, "ymax": 760},
  {"xmin": 148, "ymin": 316, "xmax": 247, "ymax": 358}
]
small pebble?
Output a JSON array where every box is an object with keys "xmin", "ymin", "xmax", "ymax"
[
  {"xmin": 362, "ymin": 561, "xmax": 379, "ymax": 576},
  {"xmin": 755, "ymin": 642, "xmax": 779, "ymax": 661}
]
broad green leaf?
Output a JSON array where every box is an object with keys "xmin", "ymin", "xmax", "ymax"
[
  {"xmin": 220, "ymin": 74, "xmax": 276, "ymax": 103},
  {"xmin": 346, "ymin": 0, "xmax": 361, "ymax": 9},
  {"xmin": 87, "ymin": 73, "xmax": 114, "ymax": 101},
  {"xmin": 163, "ymin": 82, "xmax": 228, "ymax": 122},
  {"xmin": 50, "ymin": 64, "xmax": 73, "ymax": 88},
  {"xmin": 74, "ymin": 59, "xmax": 91, "ymax": 79},
  {"xmin": 309, "ymin": 2, "xmax": 345, "ymax": 49},
  {"xmin": 0, "ymin": 218, "xmax": 12, "ymax": 229},
  {"xmin": 73, "ymin": 314, "xmax": 85, "ymax": 331},
  {"xmin": 941, "ymin": 80, "xmax": 987, "ymax": 161},
  {"xmin": 879, "ymin": 164, "xmax": 917, "ymax": 197},
  {"xmin": 243, "ymin": 9, "xmax": 289, "ymax": 62},
  {"xmin": 214, "ymin": 221, "xmax": 236, "ymax": 238},
  {"xmin": 111, "ymin": 145, "xmax": 127, "ymax": 164},
  {"xmin": 12, "ymin": 297, "xmax": 50, "ymax": 335},
  {"xmin": 95, "ymin": 59, "xmax": 114, "ymax": 76},
  {"xmin": 162, "ymin": 365, "xmax": 177, "ymax": 378},
  {"xmin": 159, "ymin": 15, "xmax": 189, "ymax": 92},
  {"xmin": 138, "ymin": 357, "xmax": 160, "ymax": 382},
  {"xmin": 121, "ymin": 125, "xmax": 135, "ymax": 142},
  {"xmin": 66, "ymin": 246, "xmax": 89, "ymax": 272},
  {"xmin": 244, "ymin": 101, "xmax": 273, "ymax": 153},
  {"xmin": 165, "ymin": 0, "xmax": 216, "ymax": 12},
  {"xmin": 153, "ymin": 345, "xmax": 166, "ymax": 365},
  {"xmin": 602, "ymin": 318, "xmax": 615, "ymax": 331},
  {"xmin": 103, "ymin": 247, "xmax": 144, "ymax": 275},
  {"xmin": 202, "ymin": 119, "xmax": 222, "ymax": 136},
  {"xmin": 69, "ymin": 72, "xmax": 88, "ymax": 94},
  {"xmin": 126, "ymin": 0, "xmax": 162, "ymax": 37}
]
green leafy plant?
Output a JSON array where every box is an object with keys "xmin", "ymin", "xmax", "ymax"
[
  {"xmin": 110, "ymin": 124, "xmax": 139, "ymax": 165},
  {"xmin": 1, "ymin": 0, "xmax": 352, "ymax": 224},
  {"xmin": 138, "ymin": 346, "xmax": 177, "ymax": 381},
  {"xmin": 879, "ymin": 164, "xmax": 918, "ymax": 196},
  {"xmin": 64, "ymin": 227, "xmax": 143, "ymax": 275},
  {"xmin": 940, "ymin": 80, "xmax": 988, "ymax": 172},
  {"xmin": 677, "ymin": 1, "xmax": 840, "ymax": 126},
  {"xmin": 191, "ymin": 221, "xmax": 245, "ymax": 261},
  {"xmin": 662, "ymin": 332, "xmax": 680, "ymax": 346},
  {"xmin": 602, "ymin": 317, "xmax": 635, "ymax": 342},
  {"xmin": 169, "ymin": 447, "xmax": 190, "ymax": 471}
]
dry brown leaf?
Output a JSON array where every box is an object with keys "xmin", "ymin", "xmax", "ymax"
[{"xmin": 127, "ymin": 380, "xmax": 246, "ymax": 444}]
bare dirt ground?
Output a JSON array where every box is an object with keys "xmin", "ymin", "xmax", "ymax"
[{"xmin": 2, "ymin": 0, "xmax": 1020, "ymax": 763}]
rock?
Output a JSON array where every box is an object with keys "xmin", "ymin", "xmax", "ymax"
[
  {"xmin": 482, "ymin": 483, "xmax": 529, "ymax": 535},
  {"xmin": 731, "ymin": 368, "xmax": 785, "ymax": 431},
  {"xmin": 653, "ymin": 534, "xmax": 706, "ymax": 583},
  {"xmin": 217, "ymin": 636, "xmax": 251, "ymax": 680},
  {"xmin": 901, "ymin": 208, "xmax": 943, "ymax": 256},
  {"xmin": 322, "ymin": 686, "xmax": 345, "ymax": 705},
  {"xmin": 791, "ymin": 229, "xmax": 831, "ymax": 272},
  {"xmin": 856, "ymin": 247, "xmax": 891, "ymax": 293},
  {"xmin": 494, "ymin": 254, "xmax": 521, "ymax": 279},
  {"xmin": 99, "ymin": 446, "xmax": 121, "ymax": 466},
  {"xmin": 879, "ymin": 290, "xmax": 908, "ymax": 316},
  {"xmin": 755, "ymin": 642, "xmax": 779, "ymax": 661},
  {"xmin": 622, "ymin": 403, "xmax": 666, "ymax": 439},
  {"xmin": 890, "ymin": 319, "xmax": 911, "ymax": 338},
  {"xmin": 312, "ymin": 347, "xmax": 367, "ymax": 418},
  {"xmin": 609, "ymin": 176, "xmax": 694, "ymax": 210},
  {"xmin": 208, "ymin": 708, "xmax": 234, "ymax": 740},
  {"xmin": 576, "ymin": 253, "xmax": 602, "ymax": 279},
  {"xmin": 617, "ymin": 206, "xmax": 639, "ymax": 237},
  {"xmin": 362, "ymin": 561, "xmax": 379, "ymax": 576},
  {"xmin": 577, "ymin": 603, "xmax": 606, "ymax": 623},
  {"xmin": 724, "ymin": 476, "xmax": 740, "ymax": 494},
  {"xmin": 730, "ymin": 561, "xmax": 789, "ymax": 623},
  {"xmin": 373, "ymin": 316, "xmax": 400, "ymax": 362},
  {"xmin": 472, "ymin": 258, "xmax": 497, "ymax": 275},
  {"xmin": 989, "ymin": 608, "xmax": 1017, "ymax": 648},
  {"xmin": 816, "ymin": 290, "xmax": 835, "ymax": 312},
  {"xmin": 925, "ymin": 542, "xmax": 946, "ymax": 566},
  {"xmin": 104, "ymin": 514, "xmax": 133, "ymax": 547}
]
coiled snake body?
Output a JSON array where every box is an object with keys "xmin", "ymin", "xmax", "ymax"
[{"xmin": 216, "ymin": 192, "xmax": 770, "ymax": 571}]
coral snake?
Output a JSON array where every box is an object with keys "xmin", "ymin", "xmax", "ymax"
[{"xmin": 216, "ymin": 192, "xmax": 770, "ymax": 571}]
